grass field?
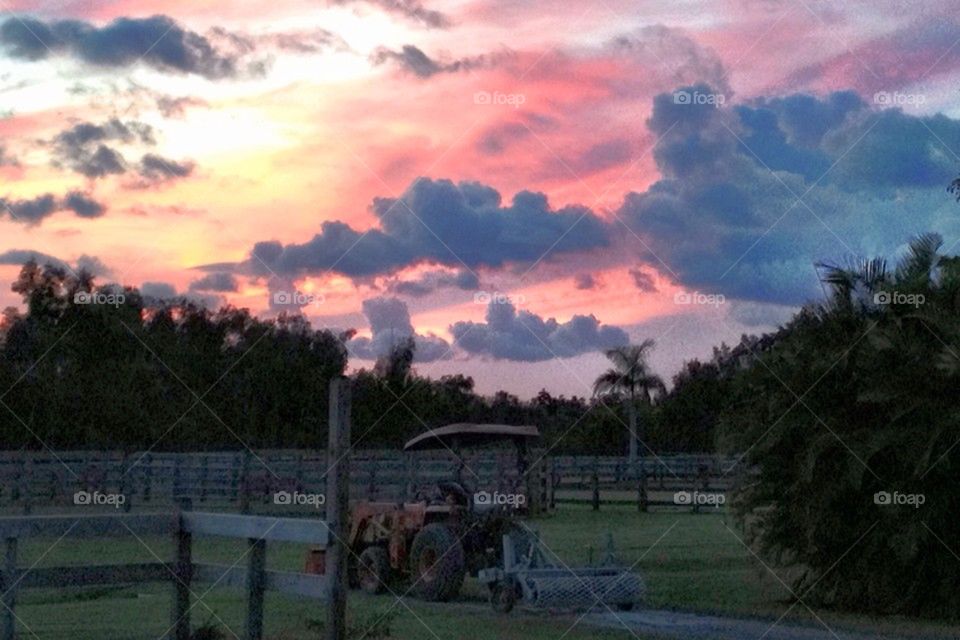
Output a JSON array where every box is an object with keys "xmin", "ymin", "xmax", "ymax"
[{"xmin": 7, "ymin": 505, "xmax": 959, "ymax": 639}]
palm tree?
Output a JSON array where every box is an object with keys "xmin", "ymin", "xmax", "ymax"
[{"xmin": 593, "ymin": 340, "xmax": 666, "ymax": 463}]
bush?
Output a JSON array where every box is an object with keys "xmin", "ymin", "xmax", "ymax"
[{"xmin": 721, "ymin": 235, "xmax": 960, "ymax": 618}]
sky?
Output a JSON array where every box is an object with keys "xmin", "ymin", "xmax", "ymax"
[{"xmin": 2, "ymin": 0, "xmax": 960, "ymax": 398}]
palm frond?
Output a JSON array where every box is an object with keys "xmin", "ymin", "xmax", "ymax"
[{"xmin": 896, "ymin": 232, "xmax": 942, "ymax": 285}]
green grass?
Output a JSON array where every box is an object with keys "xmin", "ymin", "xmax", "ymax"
[{"xmin": 6, "ymin": 505, "xmax": 960, "ymax": 639}]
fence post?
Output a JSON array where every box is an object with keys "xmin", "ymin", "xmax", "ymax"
[
  {"xmin": 240, "ymin": 450, "xmax": 252, "ymax": 515},
  {"xmin": 1, "ymin": 537, "xmax": 17, "ymax": 640},
  {"xmin": 324, "ymin": 377, "xmax": 351, "ymax": 640},
  {"xmin": 171, "ymin": 498, "xmax": 193, "ymax": 640},
  {"xmin": 638, "ymin": 458, "xmax": 648, "ymax": 513},
  {"xmin": 591, "ymin": 457, "xmax": 600, "ymax": 512},
  {"xmin": 246, "ymin": 538, "xmax": 267, "ymax": 640}
]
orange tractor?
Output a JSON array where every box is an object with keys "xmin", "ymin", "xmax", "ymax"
[
  {"xmin": 307, "ymin": 423, "xmax": 644, "ymax": 611},
  {"xmin": 346, "ymin": 424, "xmax": 535, "ymax": 602}
]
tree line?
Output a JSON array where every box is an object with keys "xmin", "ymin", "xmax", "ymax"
[{"xmin": 0, "ymin": 261, "xmax": 731, "ymax": 453}]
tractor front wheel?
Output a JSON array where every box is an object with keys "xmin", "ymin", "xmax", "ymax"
[
  {"xmin": 489, "ymin": 581, "xmax": 518, "ymax": 614},
  {"xmin": 408, "ymin": 524, "xmax": 466, "ymax": 601},
  {"xmin": 356, "ymin": 546, "xmax": 391, "ymax": 594}
]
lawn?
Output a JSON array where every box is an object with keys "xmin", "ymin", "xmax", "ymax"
[{"xmin": 6, "ymin": 505, "xmax": 959, "ymax": 639}]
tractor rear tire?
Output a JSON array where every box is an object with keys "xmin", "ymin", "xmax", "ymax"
[
  {"xmin": 409, "ymin": 523, "xmax": 466, "ymax": 601},
  {"xmin": 357, "ymin": 546, "xmax": 391, "ymax": 595}
]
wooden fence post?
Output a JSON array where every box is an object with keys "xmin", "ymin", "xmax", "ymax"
[
  {"xmin": 240, "ymin": 451, "xmax": 252, "ymax": 515},
  {"xmin": 637, "ymin": 459, "xmax": 648, "ymax": 513},
  {"xmin": 1, "ymin": 537, "xmax": 17, "ymax": 640},
  {"xmin": 171, "ymin": 499, "xmax": 193, "ymax": 640},
  {"xmin": 591, "ymin": 457, "xmax": 600, "ymax": 512},
  {"xmin": 246, "ymin": 538, "xmax": 267, "ymax": 640},
  {"xmin": 324, "ymin": 377, "xmax": 351, "ymax": 640}
]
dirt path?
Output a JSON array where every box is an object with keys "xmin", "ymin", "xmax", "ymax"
[{"xmin": 584, "ymin": 608, "xmax": 948, "ymax": 640}]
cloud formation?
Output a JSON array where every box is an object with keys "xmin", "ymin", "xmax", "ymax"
[
  {"xmin": 250, "ymin": 178, "xmax": 609, "ymax": 279},
  {"xmin": 371, "ymin": 45, "xmax": 507, "ymax": 78},
  {"xmin": 387, "ymin": 269, "xmax": 479, "ymax": 297},
  {"xmin": 0, "ymin": 15, "xmax": 252, "ymax": 79},
  {"xmin": 618, "ymin": 84, "xmax": 960, "ymax": 304},
  {"xmin": 189, "ymin": 272, "xmax": 238, "ymax": 292},
  {"xmin": 348, "ymin": 296, "xmax": 451, "ymax": 362},
  {"xmin": 450, "ymin": 300, "xmax": 628, "ymax": 362},
  {"xmin": 0, "ymin": 249, "xmax": 111, "ymax": 276},
  {"xmin": 134, "ymin": 154, "xmax": 195, "ymax": 187},
  {"xmin": 331, "ymin": 0, "xmax": 451, "ymax": 28},
  {"xmin": 52, "ymin": 118, "xmax": 154, "ymax": 178},
  {"xmin": 0, "ymin": 190, "xmax": 106, "ymax": 224}
]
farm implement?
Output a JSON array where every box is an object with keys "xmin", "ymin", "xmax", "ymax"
[
  {"xmin": 479, "ymin": 527, "xmax": 644, "ymax": 612},
  {"xmin": 308, "ymin": 423, "xmax": 645, "ymax": 613}
]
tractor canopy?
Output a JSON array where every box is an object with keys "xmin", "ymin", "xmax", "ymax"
[{"xmin": 403, "ymin": 423, "xmax": 540, "ymax": 452}]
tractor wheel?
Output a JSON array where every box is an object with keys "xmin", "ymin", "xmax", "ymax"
[
  {"xmin": 489, "ymin": 581, "xmax": 518, "ymax": 614},
  {"xmin": 408, "ymin": 524, "xmax": 466, "ymax": 601},
  {"xmin": 356, "ymin": 546, "xmax": 391, "ymax": 595}
]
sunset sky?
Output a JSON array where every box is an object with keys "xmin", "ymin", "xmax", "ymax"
[{"xmin": 3, "ymin": 0, "xmax": 960, "ymax": 397}]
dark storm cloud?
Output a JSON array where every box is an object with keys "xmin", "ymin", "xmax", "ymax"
[
  {"xmin": 371, "ymin": 45, "xmax": 507, "ymax": 78},
  {"xmin": 0, "ymin": 194, "xmax": 58, "ymax": 223},
  {"xmin": 348, "ymin": 296, "xmax": 451, "ymax": 362},
  {"xmin": 135, "ymin": 154, "xmax": 195, "ymax": 186},
  {"xmin": 330, "ymin": 0, "xmax": 451, "ymax": 28},
  {"xmin": 450, "ymin": 301, "xmax": 628, "ymax": 362},
  {"xmin": 388, "ymin": 269, "xmax": 480, "ymax": 297},
  {"xmin": 0, "ymin": 190, "xmax": 107, "ymax": 224},
  {"xmin": 0, "ymin": 15, "xmax": 249, "ymax": 79},
  {"xmin": 249, "ymin": 178, "xmax": 609, "ymax": 279},
  {"xmin": 0, "ymin": 249, "xmax": 66, "ymax": 269},
  {"xmin": 63, "ymin": 190, "xmax": 106, "ymax": 218},
  {"xmin": 52, "ymin": 118, "xmax": 153, "ymax": 178},
  {"xmin": 618, "ymin": 83, "xmax": 960, "ymax": 304},
  {"xmin": 189, "ymin": 272, "xmax": 238, "ymax": 292},
  {"xmin": 0, "ymin": 250, "xmax": 111, "ymax": 276}
]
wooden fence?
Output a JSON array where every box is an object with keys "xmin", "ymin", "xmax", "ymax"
[
  {"xmin": 0, "ymin": 449, "xmax": 740, "ymax": 514},
  {"xmin": 0, "ymin": 376, "xmax": 356, "ymax": 640},
  {"xmin": 0, "ymin": 509, "xmax": 332, "ymax": 640},
  {"xmin": 547, "ymin": 454, "xmax": 745, "ymax": 511},
  {"xmin": 0, "ymin": 449, "xmax": 545, "ymax": 514}
]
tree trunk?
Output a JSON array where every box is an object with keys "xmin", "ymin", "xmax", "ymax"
[{"xmin": 628, "ymin": 399, "xmax": 638, "ymax": 463}]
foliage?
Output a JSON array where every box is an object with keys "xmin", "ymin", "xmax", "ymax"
[
  {"xmin": 721, "ymin": 233, "xmax": 960, "ymax": 618},
  {"xmin": 0, "ymin": 262, "xmax": 348, "ymax": 449}
]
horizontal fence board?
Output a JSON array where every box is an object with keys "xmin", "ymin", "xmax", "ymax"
[
  {"xmin": 0, "ymin": 513, "xmax": 175, "ymax": 538},
  {"xmin": 182, "ymin": 512, "xmax": 329, "ymax": 545},
  {"xmin": 194, "ymin": 563, "xmax": 330, "ymax": 599},
  {"xmin": 17, "ymin": 562, "xmax": 171, "ymax": 589}
]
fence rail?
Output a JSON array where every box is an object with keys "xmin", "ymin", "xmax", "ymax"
[
  {"xmin": 0, "ymin": 508, "xmax": 332, "ymax": 640},
  {"xmin": 0, "ymin": 450, "xmax": 741, "ymax": 514}
]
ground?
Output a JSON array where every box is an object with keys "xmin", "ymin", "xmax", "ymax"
[{"xmin": 6, "ymin": 505, "xmax": 959, "ymax": 639}]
